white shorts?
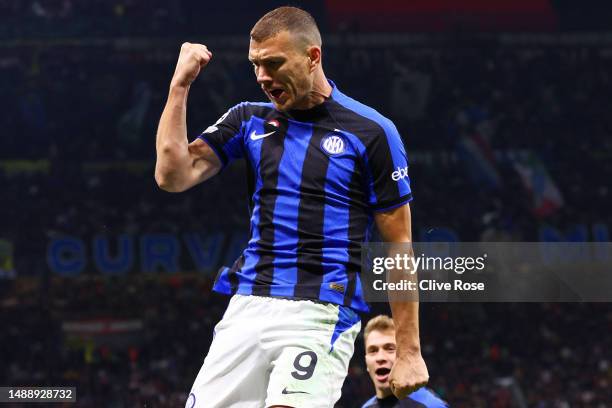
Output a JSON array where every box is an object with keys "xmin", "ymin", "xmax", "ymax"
[{"xmin": 186, "ymin": 294, "xmax": 361, "ymax": 408}]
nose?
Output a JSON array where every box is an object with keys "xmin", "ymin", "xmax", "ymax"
[
  {"xmin": 374, "ymin": 351, "xmax": 388, "ymax": 364},
  {"xmin": 255, "ymin": 66, "xmax": 272, "ymax": 86}
]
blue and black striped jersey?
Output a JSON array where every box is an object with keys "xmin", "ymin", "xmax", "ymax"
[
  {"xmin": 199, "ymin": 80, "xmax": 412, "ymax": 312},
  {"xmin": 361, "ymin": 388, "xmax": 448, "ymax": 408}
]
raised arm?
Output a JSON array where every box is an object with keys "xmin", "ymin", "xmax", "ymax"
[
  {"xmin": 375, "ymin": 203, "xmax": 429, "ymax": 398},
  {"xmin": 155, "ymin": 43, "xmax": 222, "ymax": 193}
]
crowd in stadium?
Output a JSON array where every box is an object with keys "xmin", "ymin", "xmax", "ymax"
[
  {"xmin": 1, "ymin": 277, "xmax": 609, "ymax": 407},
  {"xmin": 2, "ymin": 41, "xmax": 611, "ymax": 247},
  {"xmin": 0, "ymin": 0, "xmax": 326, "ymax": 38}
]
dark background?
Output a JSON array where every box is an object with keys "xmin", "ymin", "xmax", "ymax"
[{"xmin": 0, "ymin": 1, "xmax": 611, "ymax": 407}]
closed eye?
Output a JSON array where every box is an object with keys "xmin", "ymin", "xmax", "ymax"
[
  {"xmin": 267, "ymin": 60, "xmax": 283, "ymax": 68},
  {"xmin": 250, "ymin": 58, "xmax": 284, "ymax": 70}
]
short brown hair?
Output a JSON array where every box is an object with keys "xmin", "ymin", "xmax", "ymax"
[
  {"xmin": 250, "ymin": 6, "xmax": 322, "ymax": 48},
  {"xmin": 364, "ymin": 315, "xmax": 395, "ymax": 343}
]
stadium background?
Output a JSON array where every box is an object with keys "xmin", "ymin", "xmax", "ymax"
[{"xmin": 1, "ymin": 0, "xmax": 611, "ymax": 406}]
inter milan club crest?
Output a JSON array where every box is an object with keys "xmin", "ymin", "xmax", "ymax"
[{"xmin": 320, "ymin": 131, "xmax": 346, "ymax": 156}]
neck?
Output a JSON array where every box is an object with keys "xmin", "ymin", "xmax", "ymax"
[
  {"xmin": 300, "ymin": 69, "xmax": 332, "ymax": 109},
  {"xmin": 376, "ymin": 387, "xmax": 393, "ymax": 399}
]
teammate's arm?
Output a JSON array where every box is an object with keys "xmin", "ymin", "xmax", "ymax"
[
  {"xmin": 155, "ymin": 42, "xmax": 221, "ymax": 193},
  {"xmin": 374, "ymin": 203, "xmax": 429, "ymax": 399}
]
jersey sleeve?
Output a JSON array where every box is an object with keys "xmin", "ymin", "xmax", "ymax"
[
  {"xmin": 364, "ymin": 119, "xmax": 413, "ymax": 212},
  {"xmin": 360, "ymin": 396, "xmax": 378, "ymax": 408},
  {"xmin": 196, "ymin": 103, "xmax": 245, "ymax": 167}
]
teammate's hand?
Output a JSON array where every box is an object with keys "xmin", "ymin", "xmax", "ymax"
[
  {"xmin": 171, "ymin": 42, "xmax": 213, "ymax": 88},
  {"xmin": 389, "ymin": 352, "xmax": 429, "ymax": 399}
]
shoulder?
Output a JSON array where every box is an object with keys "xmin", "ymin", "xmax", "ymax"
[
  {"xmin": 329, "ymin": 88, "xmax": 399, "ymax": 141},
  {"xmin": 226, "ymin": 101, "xmax": 275, "ymax": 119},
  {"xmin": 407, "ymin": 388, "xmax": 449, "ymax": 408},
  {"xmin": 361, "ymin": 396, "xmax": 378, "ymax": 408}
]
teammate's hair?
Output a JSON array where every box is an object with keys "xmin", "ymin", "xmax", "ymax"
[
  {"xmin": 250, "ymin": 6, "xmax": 322, "ymax": 49},
  {"xmin": 364, "ymin": 315, "xmax": 395, "ymax": 343}
]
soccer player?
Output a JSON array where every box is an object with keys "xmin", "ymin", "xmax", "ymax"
[
  {"xmin": 362, "ymin": 315, "xmax": 448, "ymax": 408},
  {"xmin": 155, "ymin": 6, "xmax": 428, "ymax": 408}
]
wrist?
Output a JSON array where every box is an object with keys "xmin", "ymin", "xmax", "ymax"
[
  {"xmin": 396, "ymin": 350, "xmax": 423, "ymax": 362},
  {"xmin": 169, "ymin": 81, "xmax": 190, "ymax": 93},
  {"xmin": 396, "ymin": 342, "xmax": 422, "ymax": 357}
]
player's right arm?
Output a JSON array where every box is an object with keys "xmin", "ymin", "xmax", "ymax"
[{"xmin": 155, "ymin": 42, "xmax": 221, "ymax": 193}]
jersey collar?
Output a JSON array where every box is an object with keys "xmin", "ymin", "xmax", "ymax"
[
  {"xmin": 328, "ymin": 78, "xmax": 340, "ymax": 100},
  {"xmin": 283, "ymin": 79, "xmax": 338, "ymax": 122}
]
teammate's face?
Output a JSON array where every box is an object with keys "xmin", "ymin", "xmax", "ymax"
[
  {"xmin": 365, "ymin": 329, "xmax": 397, "ymax": 397},
  {"xmin": 248, "ymin": 30, "xmax": 315, "ymax": 111}
]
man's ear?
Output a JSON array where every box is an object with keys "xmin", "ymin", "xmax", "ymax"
[{"xmin": 307, "ymin": 46, "xmax": 321, "ymax": 72}]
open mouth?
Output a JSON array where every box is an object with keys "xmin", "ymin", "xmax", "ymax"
[
  {"xmin": 268, "ymin": 88, "xmax": 285, "ymax": 101},
  {"xmin": 375, "ymin": 367, "xmax": 391, "ymax": 382}
]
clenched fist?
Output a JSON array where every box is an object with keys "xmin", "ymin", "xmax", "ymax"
[
  {"xmin": 171, "ymin": 42, "xmax": 213, "ymax": 88},
  {"xmin": 389, "ymin": 352, "xmax": 429, "ymax": 399}
]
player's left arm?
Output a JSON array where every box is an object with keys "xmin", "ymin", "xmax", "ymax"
[{"xmin": 375, "ymin": 203, "xmax": 429, "ymax": 399}]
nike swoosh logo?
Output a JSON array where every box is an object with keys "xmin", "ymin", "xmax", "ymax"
[
  {"xmin": 281, "ymin": 387, "xmax": 309, "ymax": 395},
  {"xmin": 250, "ymin": 130, "xmax": 275, "ymax": 140}
]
